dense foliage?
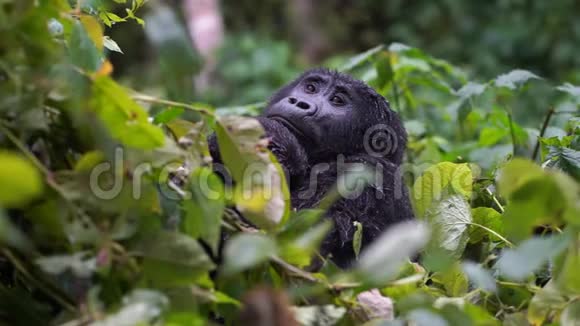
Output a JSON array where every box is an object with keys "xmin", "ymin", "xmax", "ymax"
[{"xmin": 0, "ymin": 1, "xmax": 579, "ymax": 325}]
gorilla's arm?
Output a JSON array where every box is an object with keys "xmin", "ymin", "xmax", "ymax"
[{"xmin": 293, "ymin": 157, "xmax": 414, "ymax": 268}]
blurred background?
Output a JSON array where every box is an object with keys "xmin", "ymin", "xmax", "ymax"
[{"xmin": 108, "ymin": 0, "xmax": 580, "ymax": 107}]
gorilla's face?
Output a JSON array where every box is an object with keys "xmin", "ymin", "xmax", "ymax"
[
  {"xmin": 264, "ymin": 68, "xmax": 405, "ymax": 162},
  {"xmin": 265, "ymin": 70, "xmax": 365, "ymax": 154}
]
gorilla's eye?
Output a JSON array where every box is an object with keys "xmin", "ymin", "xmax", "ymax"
[
  {"xmin": 305, "ymin": 83, "xmax": 317, "ymax": 93},
  {"xmin": 330, "ymin": 95, "xmax": 346, "ymax": 106}
]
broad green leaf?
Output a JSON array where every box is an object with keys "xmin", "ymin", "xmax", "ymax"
[
  {"xmin": 469, "ymin": 207, "xmax": 504, "ymax": 244},
  {"xmin": 496, "ymin": 158, "xmax": 544, "ymax": 199},
  {"xmin": 478, "ymin": 127, "xmax": 508, "ymax": 146},
  {"xmin": 0, "ymin": 151, "xmax": 43, "ymax": 207},
  {"xmin": 462, "ymin": 262, "xmax": 497, "ymax": 293},
  {"xmin": 495, "ymin": 232, "xmax": 570, "ymax": 281},
  {"xmin": 79, "ymin": 15, "xmax": 103, "ymax": 51},
  {"xmin": 502, "ymin": 173, "xmax": 575, "ymax": 241},
  {"xmin": 214, "ymin": 116, "xmax": 264, "ymax": 183},
  {"xmin": 427, "ymin": 195, "xmax": 472, "ymax": 258},
  {"xmin": 69, "ymin": 20, "xmax": 102, "ymax": 71},
  {"xmin": 494, "ymin": 69, "xmax": 541, "ymax": 90},
  {"xmin": 91, "ymin": 76, "xmax": 165, "ymax": 149},
  {"xmin": 357, "ymin": 221, "xmax": 430, "ymax": 285},
  {"xmin": 432, "ymin": 263, "xmax": 468, "ymax": 297},
  {"xmin": 222, "ymin": 233, "xmax": 277, "ymax": 276},
  {"xmin": 545, "ymin": 147, "xmax": 580, "ymax": 180},
  {"xmin": 182, "ymin": 167, "xmax": 225, "ymax": 255},
  {"xmin": 136, "ymin": 230, "xmax": 215, "ymax": 267},
  {"xmin": 215, "ymin": 117, "xmax": 290, "ymax": 229},
  {"xmin": 412, "ymin": 162, "xmax": 472, "ymax": 218}
]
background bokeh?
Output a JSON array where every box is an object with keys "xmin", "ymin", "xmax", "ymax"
[{"xmin": 109, "ymin": 0, "xmax": 580, "ymax": 107}]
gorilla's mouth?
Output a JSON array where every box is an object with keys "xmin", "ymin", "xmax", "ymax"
[{"xmin": 268, "ymin": 115, "xmax": 306, "ymax": 139}]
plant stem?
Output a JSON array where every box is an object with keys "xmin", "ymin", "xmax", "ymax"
[
  {"xmin": 531, "ymin": 107, "xmax": 555, "ymax": 161},
  {"xmin": 132, "ymin": 93, "xmax": 215, "ymax": 117},
  {"xmin": 486, "ymin": 188, "xmax": 505, "ymax": 214},
  {"xmin": 506, "ymin": 110, "xmax": 517, "ymax": 156}
]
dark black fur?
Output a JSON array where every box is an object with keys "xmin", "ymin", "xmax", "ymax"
[{"xmin": 209, "ymin": 68, "xmax": 414, "ymax": 268}]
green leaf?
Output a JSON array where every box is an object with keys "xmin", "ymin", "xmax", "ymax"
[
  {"xmin": 412, "ymin": 162, "xmax": 472, "ymax": 218},
  {"xmin": 554, "ymin": 239, "xmax": 580, "ymax": 293},
  {"xmin": 556, "ymin": 83, "xmax": 580, "ymax": 97},
  {"xmin": 545, "ymin": 147, "xmax": 580, "ymax": 180},
  {"xmin": 469, "ymin": 207, "xmax": 504, "ymax": 244},
  {"xmin": 182, "ymin": 167, "xmax": 225, "ymax": 255},
  {"xmin": 215, "ymin": 117, "xmax": 290, "ymax": 229},
  {"xmin": 280, "ymin": 219, "xmax": 332, "ymax": 268},
  {"xmin": 91, "ymin": 76, "xmax": 165, "ymax": 149},
  {"xmin": 134, "ymin": 231, "xmax": 215, "ymax": 286},
  {"xmin": 103, "ymin": 36, "xmax": 124, "ymax": 54},
  {"xmin": 74, "ymin": 150, "xmax": 105, "ymax": 172},
  {"xmin": 0, "ymin": 151, "xmax": 43, "ymax": 207},
  {"xmin": 95, "ymin": 290, "xmax": 168, "ymax": 326},
  {"xmin": 528, "ymin": 280, "xmax": 567, "ymax": 325},
  {"xmin": 455, "ymin": 82, "xmax": 487, "ymax": 99},
  {"xmin": 69, "ymin": 20, "xmax": 102, "ymax": 71},
  {"xmin": 496, "ymin": 158, "xmax": 544, "ymax": 199},
  {"xmin": 340, "ymin": 44, "xmax": 384, "ymax": 71},
  {"xmin": 561, "ymin": 300, "xmax": 580, "ymax": 326},
  {"xmin": 432, "ymin": 263, "xmax": 468, "ymax": 296},
  {"xmin": 357, "ymin": 221, "xmax": 430, "ymax": 285},
  {"xmin": 427, "ymin": 195, "xmax": 472, "ymax": 258},
  {"xmin": 153, "ymin": 107, "xmax": 184, "ymax": 124},
  {"xmin": 222, "ymin": 233, "xmax": 277, "ymax": 276},
  {"xmin": 79, "ymin": 15, "xmax": 103, "ymax": 51},
  {"xmin": 494, "ymin": 69, "xmax": 541, "ymax": 90},
  {"xmin": 462, "ymin": 262, "xmax": 497, "ymax": 293},
  {"xmin": 495, "ymin": 232, "xmax": 570, "ymax": 281},
  {"xmin": 293, "ymin": 305, "xmax": 347, "ymax": 326},
  {"xmin": 478, "ymin": 127, "xmax": 508, "ymax": 146},
  {"xmin": 35, "ymin": 252, "xmax": 95, "ymax": 277}
]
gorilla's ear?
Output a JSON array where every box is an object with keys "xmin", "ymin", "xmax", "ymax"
[{"xmin": 374, "ymin": 94, "xmax": 407, "ymax": 165}]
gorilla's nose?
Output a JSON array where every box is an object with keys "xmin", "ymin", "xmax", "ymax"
[{"xmin": 288, "ymin": 97, "xmax": 312, "ymax": 110}]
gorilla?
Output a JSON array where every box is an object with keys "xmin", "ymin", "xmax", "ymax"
[{"xmin": 209, "ymin": 68, "xmax": 414, "ymax": 268}]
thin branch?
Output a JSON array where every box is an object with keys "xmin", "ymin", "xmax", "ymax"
[
  {"xmin": 132, "ymin": 93, "xmax": 214, "ymax": 117},
  {"xmin": 532, "ymin": 107, "xmax": 555, "ymax": 161},
  {"xmin": 486, "ymin": 188, "xmax": 505, "ymax": 214},
  {"xmin": 2, "ymin": 249, "xmax": 76, "ymax": 312},
  {"xmin": 506, "ymin": 110, "xmax": 517, "ymax": 156}
]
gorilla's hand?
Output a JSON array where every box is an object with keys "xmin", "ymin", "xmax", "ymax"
[
  {"xmin": 256, "ymin": 117, "xmax": 309, "ymax": 181},
  {"xmin": 208, "ymin": 117, "xmax": 309, "ymax": 187}
]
